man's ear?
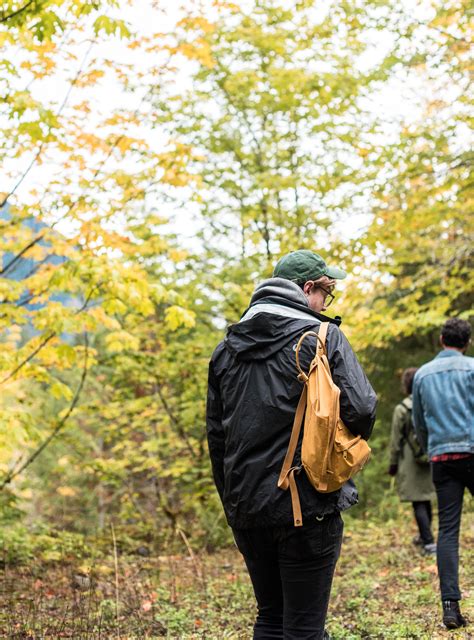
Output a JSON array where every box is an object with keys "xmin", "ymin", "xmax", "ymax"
[{"xmin": 303, "ymin": 281, "xmax": 313, "ymax": 295}]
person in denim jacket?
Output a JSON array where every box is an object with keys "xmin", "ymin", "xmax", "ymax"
[{"xmin": 412, "ymin": 318, "xmax": 473, "ymax": 630}]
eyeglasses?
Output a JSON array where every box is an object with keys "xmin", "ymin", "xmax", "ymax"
[{"xmin": 317, "ymin": 285, "xmax": 335, "ymax": 307}]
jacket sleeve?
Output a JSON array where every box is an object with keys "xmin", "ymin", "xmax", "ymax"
[
  {"xmin": 412, "ymin": 375, "xmax": 428, "ymax": 452},
  {"xmin": 389, "ymin": 404, "xmax": 405, "ymax": 465},
  {"xmin": 327, "ymin": 325, "xmax": 377, "ymax": 440},
  {"xmin": 206, "ymin": 358, "xmax": 225, "ymax": 501}
]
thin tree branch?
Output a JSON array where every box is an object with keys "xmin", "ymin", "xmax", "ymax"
[
  {"xmin": 0, "ymin": 332, "xmax": 89, "ymax": 490},
  {"xmin": 0, "ymin": 39, "xmax": 95, "ymax": 208},
  {"xmin": 0, "ymin": 331, "xmax": 56, "ymax": 386},
  {"xmin": 414, "ymin": 17, "xmax": 471, "ymax": 45},
  {"xmin": 0, "ymin": 82, "xmax": 158, "ymax": 272},
  {"xmin": 9, "ymin": 286, "xmax": 49, "ymax": 308},
  {"xmin": 0, "ymin": 286, "xmax": 97, "ymax": 386},
  {"xmin": 154, "ymin": 383, "xmax": 196, "ymax": 458},
  {"xmin": 0, "ymin": 0, "xmax": 35, "ymax": 23},
  {"xmin": 214, "ymin": 62, "xmax": 274, "ymax": 257},
  {"xmin": 0, "ymin": 233, "xmax": 45, "ymax": 276}
]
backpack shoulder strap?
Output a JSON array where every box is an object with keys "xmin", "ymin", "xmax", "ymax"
[
  {"xmin": 295, "ymin": 330, "xmax": 320, "ymax": 379},
  {"xmin": 401, "ymin": 398, "xmax": 412, "ymax": 412},
  {"xmin": 317, "ymin": 322, "xmax": 329, "ymax": 356},
  {"xmin": 400, "ymin": 399, "xmax": 413, "ymax": 433},
  {"xmin": 277, "ymin": 386, "xmax": 306, "ymax": 526},
  {"xmin": 278, "ymin": 329, "xmax": 323, "ymax": 527},
  {"xmin": 398, "ymin": 399, "xmax": 411, "ymax": 438}
]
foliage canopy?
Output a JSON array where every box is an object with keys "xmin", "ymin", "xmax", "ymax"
[{"xmin": 0, "ymin": 0, "xmax": 472, "ymax": 543}]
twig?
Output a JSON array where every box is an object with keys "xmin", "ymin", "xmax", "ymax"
[
  {"xmin": 0, "ymin": 233, "xmax": 46, "ymax": 276},
  {"xmin": 155, "ymin": 384, "xmax": 196, "ymax": 457},
  {"xmin": 110, "ymin": 521, "xmax": 120, "ymax": 639},
  {"xmin": 0, "ymin": 40, "xmax": 95, "ymax": 208},
  {"xmin": 177, "ymin": 527, "xmax": 205, "ymax": 588},
  {"xmin": 0, "ymin": 332, "xmax": 89, "ymax": 489},
  {"xmin": 0, "ymin": 0, "xmax": 35, "ymax": 23},
  {"xmin": 0, "ymin": 285, "xmax": 96, "ymax": 386},
  {"xmin": 0, "ymin": 331, "xmax": 56, "ymax": 385},
  {"xmin": 0, "ymin": 83, "xmax": 157, "ymax": 276}
]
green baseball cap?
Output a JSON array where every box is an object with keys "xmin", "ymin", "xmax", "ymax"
[{"xmin": 273, "ymin": 250, "xmax": 347, "ymax": 282}]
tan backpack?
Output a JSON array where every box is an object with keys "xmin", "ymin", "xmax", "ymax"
[{"xmin": 278, "ymin": 322, "xmax": 371, "ymax": 526}]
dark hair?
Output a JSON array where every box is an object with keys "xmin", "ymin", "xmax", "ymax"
[
  {"xmin": 401, "ymin": 367, "xmax": 418, "ymax": 395},
  {"xmin": 441, "ymin": 318, "xmax": 471, "ymax": 349}
]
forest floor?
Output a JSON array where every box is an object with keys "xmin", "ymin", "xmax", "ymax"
[{"xmin": 0, "ymin": 510, "xmax": 473, "ymax": 639}]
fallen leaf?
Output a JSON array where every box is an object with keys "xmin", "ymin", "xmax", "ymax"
[{"xmin": 142, "ymin": 600, "xmax": 152, "ymax": 612}]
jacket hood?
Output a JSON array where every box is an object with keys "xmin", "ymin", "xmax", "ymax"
[
  {"xmin": 225, "ymin": 312, "xmax": 314, "ymax": 361},
  {"xmin": 225, "ymin": 277, "xmax": 342, "ymax": 361},
  {"xmin": 225, "ymin": 278, "xmax": 313, "ymax": 361},
  {"xmin": 249, "ymin": 277, "xmax": 309, "ymax": 307},
  {"xmin": 245, "ymin": 277, "xmax": 342, "ymax": 326}
]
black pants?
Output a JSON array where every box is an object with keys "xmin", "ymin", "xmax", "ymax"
[
  {"xmin": 233, "ymin": 512, "xmax": 343, "ymax": 640},
  {"xmin": 412, "ymin": 500, "xmax": 434, "ymax": 544},
  {"xmin": 432, "ymin": 457, "xmax": 474, "ymax": 601}
]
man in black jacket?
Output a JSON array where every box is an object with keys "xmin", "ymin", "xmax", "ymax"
[{"xmin": 207, "ymin": 250, "xmax": 377, "ymax": 640}]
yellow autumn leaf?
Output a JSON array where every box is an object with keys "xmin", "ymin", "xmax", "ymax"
[
  {"xmin": 57, "ymin": 486, "xmax": 77, "ymax": 497},
  {"xmin": 164, "ymin": 306, "xmax": 196, "ymax": 331},
  {"xmin": 105, "ymin": 330, "xmax": 140, "ymax": 353}
]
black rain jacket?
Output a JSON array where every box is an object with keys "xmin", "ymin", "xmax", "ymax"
[{"xmin": 206, "ymin": 290, "xmax": 377, "ymax": 529}]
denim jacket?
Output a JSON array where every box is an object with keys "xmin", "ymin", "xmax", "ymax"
[{"xmin": 412, "ymin": 350, "xmax": 474, "ymax": 459}]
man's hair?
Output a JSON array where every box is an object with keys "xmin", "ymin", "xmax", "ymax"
[
  {"xmin": 401, "ymin": 367, "xmax": 418, "ymax": 395},
  {"xmin": 295, "ymin": 276, "xmax": 336, "ymax": 291},
  {"xmin": 441, "ymin": 318, "xmax": 471, "ymax": 349}
]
